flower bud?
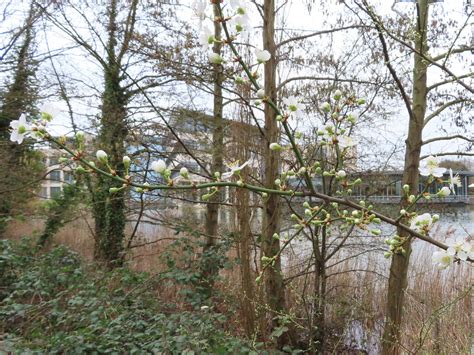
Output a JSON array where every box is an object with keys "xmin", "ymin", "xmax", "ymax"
[
  {"xmin": 109, "ymin": 187, "xmax": 120, "ymax": 194},
  {"xmin": 357, "ymin": 98, "xmax": 366, "ymax": 105},
  {"xmin": 269, "ymin": 143, "xmax": 282, "ymax": 151},
  {"xmin": 333, "ymin": 90, "xmax": 342, "ymax": 100},
  {"xmin": 96, "ymin": 150, "xmax": 108, "ymax": 163},
  {"xmin": 408, "ymin": 195, "xmax": 415, "ymax": 203},
  {"xmin": 437, "ymin": 186, "xmax": 450, "ymax": 197},
  {"xmin": 261, "ymin": 192, "xmax": 268, "ymax": 199},
  {"xmin": 432, "ymin": 214, "xmax": 440, "ymax": 222},
  {"xmin": 276, "ymin": 115, "xmax": 283, "ymax": 121},
  {"xmin": 180, "ymin": 167, "xmax": 189, "ymax": 178},
  {"xmin": 303, "ymin": 201, "xmax": 310, "ymax": 208},
  {"xmin": 403, "ymin": 184, "xmax": 410, "ymax": 193},
  {"xmin": 237, "ymin": 180, "xmax": 244, "ymax": 187},
  {"xmin": 274, "ymin": 179, "xmax": 281, "ymax": 186},
  {"xmin": 208, "ymin": 52, "xmax": 224, "ymax": 64},
  {"xmin": 151, "ymin": 160, "xmax": 167, "ymax": 174},
  {"xmin": 123, "ymin": 156, "xmax": 131, "ymax": 169},
  {"xmin": 256, "ymin": 89, "xmax": 265, "ymax": 99},
  {"xmin": 235, "ymin": 76, "xmax": 245, "ymax": 84},
  {"xmin": 400, "ymin": 209, "xmax": 406, "ymax": 215},
  {"xmin": 371, "ymin": 229, "xmax": 381, "ymax": 236},
  {"xmin": 336, "ymin": 170, "xmax": 346, "ymax": 178},
  {"xmin": 320, "ymin": 102, "xmax": 331, "ymax": 113}
]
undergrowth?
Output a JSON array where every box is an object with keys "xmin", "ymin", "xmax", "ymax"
[{"xmin": 0, "ymin": 238, "xmax": 263, "ymax": 354}]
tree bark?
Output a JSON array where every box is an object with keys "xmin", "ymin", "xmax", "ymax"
[
  {"xmin": 202, "ymin": 3, "xmax": 225, "ymax": 296},
  {"xmin": 262, "ymin": 0, "xmax": 291, "ymax": 347},
  {"xmin": 382, "ymin": 1, "xmax": 429, "ymax": 353}
]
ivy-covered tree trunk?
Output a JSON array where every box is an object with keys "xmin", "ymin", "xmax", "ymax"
[
  {"xmin": 202, "ymin": 3, "xmax": 225, "ymax": 295},
  {"xmin": 92, "ymin": 0, "xmax": 128, "ymax": 266},
  {"xmin": 0, "ymin": 3, "xmax": 39, "ymax": 236},
  {"xmin": 382, "ymin": 1, "xmax": 429, "ymax": 353},
  {"xmin": 262, "ymin": 0, "xmax": 291, "ymax": 347}
]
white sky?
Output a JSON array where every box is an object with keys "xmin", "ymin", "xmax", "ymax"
[{"xmin": 1, "ymin": 0, "xmax": 473, "ymax": 169}]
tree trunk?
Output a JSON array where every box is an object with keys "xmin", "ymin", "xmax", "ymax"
[
  {"xmin": 0, "ymin": 3, "xmax": 38, "ymax": 237},
  {"xmin": 382, "ymin": 1, "xmax": 429, "ymax": 353},
  {"xmin": 262, "ymin": 0, "xmax": 291, "ymax": 347},
  {"xmin": 202, "ymin": 3, "xmax": 225, "ymax": 296},
  {"xmin": 93, "ymin": 0, "xmax": 128, "ymax": 267}
]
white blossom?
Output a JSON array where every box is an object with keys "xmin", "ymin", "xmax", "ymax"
[
  {"xmin": 432, "ymin": 250, "xmax": 454, "ymax": 269},
  {"xmin": 9, "ymin": 114, "xmax": 29, "ymax": 144},
  {"xmin": 446, "ymin": 236, "xmax": 471, "ymax": 261},
  {"xmin": 283, "ymin": 96, "xmax": 305, "ymax": 117},
  {"xmin": 338, "ymin": 135, "xmax": 355, "ymax": 149},
  {"xmin": 222, "ymin": 160, "xmax": 250, "ymax": 179},
  {"xmin": 409, "ymin": 213, "xmax": 434, "ymax": 234},
  {"xmin": 449, "ymin": 168, "xmax": 462, "ymax": 194},
  {"xmin": 256, "ymin": 89, "xmax": 265, "ymax": 99},
  {"xmin": 255, "ymin": 48, "xmax": 271, "ymax": 63},
  {"xmin": 151, "ymin": 160, "xmax": 167, "ymax": 174},
  {"xmin": 229, "ymin": 14, "xmax": 250, "ymax": 32},
  {"xmin": 419, "ymin": 156, "xmax": 446, "ymax": 177},
  {"xmin": 199, "ymin": 26, "xmax": 215, "ymax": 49},
  {"xmin": 336, "ymin": 170, "xmax": 346, "ymax": 178}
]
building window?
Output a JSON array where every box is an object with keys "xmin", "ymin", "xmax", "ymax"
[
  {"xmin": 64, "ymin": 171, "xmax": 74, "ymax": 183},
  {"xmin": 49, "ymin": 170, "xmax": 61, "ymax": 181},
  {"xmin": 50, "ymin": 186, "xmax": 62, "ymax": 197},
  {"xmin": 40, "ymin": 187, "xmax": 48, "ymax": 198}
]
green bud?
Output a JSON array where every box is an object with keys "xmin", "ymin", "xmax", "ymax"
[
  {"xmin": 403, "ymin": 184, "xmax": 410, "ymax": 193},
  {"xmin": 237, "ymin": 180, "xmax": 244, "ymax": 187},
  {"xmin": 371, "ymin": 229, "xmax": 381, "ymax": 236},
  {"xmin": 261, "ymin": 192, "xmax": 268, "ymax": 199},
  {"xmin": 272, "ymin": 233, "xmax": 280, "ymax": 240},
  {"xmin": 109, "ymin": 187, "xmax": 120, "ymax": 194},
  {"xmin": 235, "ymin": 76, "xmax": 245, "ymax": 84},
  {"xmin": 303, "ymin": 201, "xmax": 310, "ymax": 208},
  {"xmin": 357, "ymin": 98, "xmax": 366, "ymax": 105},
  {"xmin": 333, "ymin": 90, "xmax": 342, "ymax": 100},
  {"xmin": 276, "ymin": 115, "xmax": 283, "ymax": 121},
  {"xmin": 384, "ymin": 252, "xmax": 392, "ymax": 259}
]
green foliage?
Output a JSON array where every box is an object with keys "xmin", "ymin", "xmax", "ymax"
[
  {"xmin": 38, "ymin": 182, "xmax": 83, "ymax": 247},
  {"xmin": 160, "ymin": 224, "xmax": 234, "ymax": 307},
  {"xmin": 0, "ymin": 239, "xmax": 259, "ymax": 353}
]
